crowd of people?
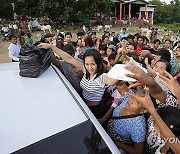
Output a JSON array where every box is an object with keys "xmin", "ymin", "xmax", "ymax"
[{"xmin": 6, "ymin": 26, "xmax": 180, "ymax": 154}]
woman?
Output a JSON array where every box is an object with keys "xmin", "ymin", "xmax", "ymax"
[
  {"xmin": 38, "ymin": 43, "xmax": 117, "ymax": 119},
  {"xmin": 107, "ymin": 82, "xmax": 146, "ymax": 154}
]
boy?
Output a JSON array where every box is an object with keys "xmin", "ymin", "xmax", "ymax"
[{"xmin": 8, "ymin": 35, "xmax": 20, "ymax": 62}]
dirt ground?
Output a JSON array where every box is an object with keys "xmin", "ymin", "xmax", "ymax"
[
  {"xmin": 1, "ymin": 26, "xmax": 175, "ymax": 63},
  {"xmin": 0, "ymin": 26, "xmax": 137, "ymax": 63}
]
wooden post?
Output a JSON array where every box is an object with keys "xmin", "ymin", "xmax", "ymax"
[
  {"xmin": 120, "ymin": 1, "xmax": 122, "ymax": 20},
  {"xmin": 123, "ymin": 4, "xmax": 126, "ymax": 19},
  {"xmin": 145, "ymin": 4, "xmax": 147, "ymax": 19},
  {"xmin": 128, "ymin": 3, "xmax": 131, "ymax": 21}
]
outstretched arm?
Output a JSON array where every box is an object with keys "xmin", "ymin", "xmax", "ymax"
[
  {"xmin": 38, "ymin": 43, "xmax": 84, "ymax": 71},
  {"xmin": 127, "ymin": 88, "xmax": 180, "ymax": 154},
  {"xmin": 125, "ymin": 63, "xmax": 167, "ymax": 103},
  {"xmin": 160, "ymin": 71, "xmax": 180, "ymax": 105}
]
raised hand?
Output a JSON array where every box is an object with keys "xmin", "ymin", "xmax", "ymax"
[
  {"xmin": 125, "ymin": 63, "xmax": 153, "ymax": 88},
  {"xmin": 127, "ymin": 88, "xmax": 155, "ymax": 113},
  {"xmin": 160, "ymin": 71, "xmax": 180, "ymax": 100},
  {"xmin": 145, "ymin": 58, "xmax": 156, "ymax": 77},
  {"xmin": 38, "ymin": 43, "xmax": 52, "ymax": 49}
]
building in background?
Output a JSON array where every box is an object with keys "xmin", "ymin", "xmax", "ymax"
[{"xmin": 112, "ymin": 0, "xmax": 156, "ymax": 25}]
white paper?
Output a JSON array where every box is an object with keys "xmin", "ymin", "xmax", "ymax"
[{"xmin": 106, "ymin": 64, "xmax": 136, "ymax": 82}]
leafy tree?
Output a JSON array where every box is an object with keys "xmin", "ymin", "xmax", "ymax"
[
  {"xmin": 0, "ymin": 0, "xmax": 114, "ymax": 21},
  {"xmin": 150, "ymin": 0, "xmax": 180, "ymax": 24}
]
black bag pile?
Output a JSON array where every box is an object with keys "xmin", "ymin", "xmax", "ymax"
[{"xmin": 19, "ymin": 42, "xmax": 51, "ymax": 78}]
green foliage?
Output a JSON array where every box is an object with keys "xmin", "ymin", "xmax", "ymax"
[
  {"xmin": 0, "ymin": 0, "xmax": 114, "ymax": 21},
  {"xmin": 155, "ymin": 23, "xmax": 180, "ymax": 31},
  {"xmin": 150, "ymin": 0, "xmax": 180, "ymax": 24}
]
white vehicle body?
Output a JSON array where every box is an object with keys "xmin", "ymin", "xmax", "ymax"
[{"xmin": 0, "ymin": 63, "xmax": 121, "ymax": 154}]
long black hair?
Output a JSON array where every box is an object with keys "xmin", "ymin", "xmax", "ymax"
[
  {"xmin": 83, "ymin": 49, "xmax": 104, "ymax": 80},
  {"xmin": 157, "ymin": 106, "xmax": 180, "ymax": 137}
]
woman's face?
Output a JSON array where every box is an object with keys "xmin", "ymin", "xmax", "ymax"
[
  {"xmin": 65, "ymin": 35, "xmax": 72, "ymax": 43},
  {"xmin": 174, "ymin": 47, "xmax": 180, "ymax": 57},
  {"xmin": 85, "ymin": 56, "xmax": 97, "ymax": 76},
  {"xmin": 77, "ymin": 39, "xmax": 82, "ymax": 47},
  {"xmin": 153, "ymin": 61, "xmax": 167, "ymax": 76},
  {"xmin": 126, "ymin": 45, "xmax": 135, "ymax": 53},
  {"xmin": 103, "ymin": 37, "xmax": 109, "ymax": 45},
  {"xmin": 91, "ymin": 34, "xmax": 96, "ymax": 42},
  {"xmin": 127, "ymin": 92, "xmax": 144, "ymax": 113},
  {"xmin": 133, "ymin": 36, "xmax": 138, "ymax": 43},
  {"xmin": 154, "ymin": 41, "xmax": 160, "ymax": 49},
  {"xmin": 164, "ymin": 41, "xmax": 171, "ymax": 49},
  {"xmin": 107, "ymin": 48, "xmax": 113, "ymax": 57},
  {"xmin": 137, "ymin": 38, "xmax": 144, "ymax": 46},
  {"xmin": 81, "ymin": 38, "xmax": 85, "ymax": 47}
]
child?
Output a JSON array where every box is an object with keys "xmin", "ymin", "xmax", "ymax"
[{"xmin": 8, "ymin": 35, "xmax": 20, "ymax": 62}]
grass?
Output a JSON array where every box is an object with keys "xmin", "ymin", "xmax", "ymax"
[{"xmin": 154, "ymin": 23, "xmax": 180, "ymax": 31}]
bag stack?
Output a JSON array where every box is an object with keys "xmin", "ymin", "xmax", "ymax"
[{"xmin": 19, "ymin": 43, "xmax": 51, "ymax": 78}]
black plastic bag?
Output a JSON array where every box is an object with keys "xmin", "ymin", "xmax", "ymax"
[{"xmin": 19, "ymin": 43, "xmax": 51, "ymax": 78}]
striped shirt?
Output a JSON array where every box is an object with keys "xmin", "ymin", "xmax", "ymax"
[{"xmin": 80, "ymin": 72, "xmax": 106, "ymax": 102}]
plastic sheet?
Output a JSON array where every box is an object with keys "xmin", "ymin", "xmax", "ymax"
[{"xmin": 19, "ymin": 43, "xmax": 51, "ymax": 78}]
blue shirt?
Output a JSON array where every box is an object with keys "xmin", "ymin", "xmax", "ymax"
[
  {"xmin": 118, "ymin": 33, "xmax": 128, "ymax": 41},
  {"xmin": 112, "ymin": 90, "xmax": 146, "ymax": 143}
]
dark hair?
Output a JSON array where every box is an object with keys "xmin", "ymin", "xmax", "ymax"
[
  {"xmin": 164, "ymin": 39, "xmax": 171, "ymax": 44},
  {"xmin": 65, "ymin": 32, "xmax": 72, "ymax": 38},
  {"xmin": 57, "ymin": 33, "xmax": 64, "ymax": 39},
  {"xmin": 127, "ymin": 34, "xmax": 134, "ymax": 40},
  {"xmin": 77, "ymin": 31, "xmax": 85, "ymax": 37},
  {"xmin": 137, "ymin": 36, "xmax": 145, "ymax": 41},
  {"xmin": 108, "ymin": 53, "xmax": 116, "ymax": 61},
  {"xmin": 83, "ymin": 49, "xmax": 104, "ymax": 79},
  {"xmin": 71, "ymin": 41, "xmax": 77, "ymax": 47},
  {"xmin": 127, "ymin": 53, "xmax": 139, "ymax": 62},
  {"xmin": 108, "ymin": 41, "xmax": 116, "ymax": 46},
  {"xmin": 113, "ymin": 36, "xmax": 120, "ymax": 44},
  {"xmin": 157, "ymin": 106, "xmax": 180, "ymax": 137},
  {"xmin": 128, "ymin": 43, "xmax": 136, "ymax": 48},
  {"xmin": 121, "ymin": 37, "xmax": 128, "ymax": 41},
  {"xmin": 102, "ymin": 36, "xmax": 109, "ymax": 42},
  {"xmin": 134, "ymin": 33, "xmax": 140, "ymax": 37},
  {"xmin": 156, "ymin": 48, "xmax": 171, "ymax": 62},
  {"xmin": 63, "ymin": 44, "xmax": 75, "ymax": 56},
  {"xmin": 84, "ymin": 36, "xmax": 94, "ymax": 48},
  {"xmin": 154, "ymin": 39, "xmax": 161, "ymax": 44},
  {"xmin": 176, "ymin": 46, "xmax": 180, "ymax": 50},
  {"xmin": 143, "ymin": 36, "xmax": 149, "ymax": 43},
  {"xmin": 26, "ymin": 33, "xmax": 32, "ymax": 38},
  {"xmin": 155, "ymin": 59, "xmax": 171, "ymax": 73},
  {"xmin": 9, "ymin": 35, "xmax": 17, "ymax": 40}
]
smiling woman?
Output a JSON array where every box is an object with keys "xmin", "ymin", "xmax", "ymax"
[{"xmin": 38, "ymin": 43, "xmax": 119, "ymax": 120}]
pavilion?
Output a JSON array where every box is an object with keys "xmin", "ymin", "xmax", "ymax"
[{"xmin": 113, "ymin": 0, "xmax": 156, "ymax": 25}]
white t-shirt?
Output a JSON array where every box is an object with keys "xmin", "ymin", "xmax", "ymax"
[
  {"xmin": 2, "ymin": 27, "xmax": 8, "ymax": 33},
  {"xmin": 13, "ymin": 24, "xmax": 18, "ymax": 30},
  {"xmin": 8, "ymin": 43, "xmax": 20, "ymax": 61}
]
